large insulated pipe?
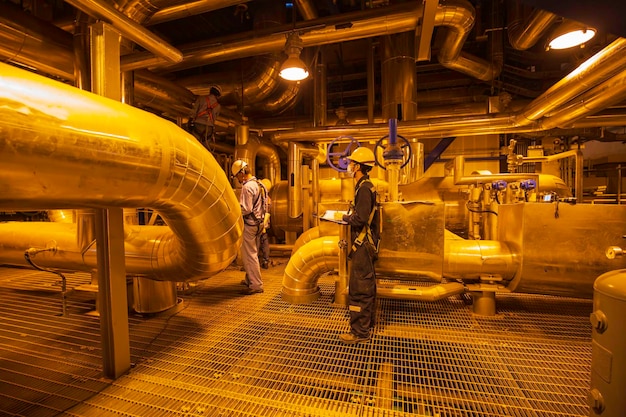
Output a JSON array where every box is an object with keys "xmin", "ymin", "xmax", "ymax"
[
  {"xmin": 282, "ymin": 235, "xmax": 341, "ymax": 304},
  {"xmin": 0, "ymin": 1, "xmax": 75, "ymax": 81},
  {"xmin": 282, "ymin": 234, "xmax": 519, "ymax": 304},
  {"xmin": 0, "ymin": 62, "xmax": 242, "ymax": 281}
]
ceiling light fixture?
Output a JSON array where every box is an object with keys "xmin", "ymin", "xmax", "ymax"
[
  {"xmin": 279, "ymin": 33, "xmax": 309, "ymax": 81},
  {"xmin": 547, "ymin": 19, "xmax": 596, "ymax": 50}
]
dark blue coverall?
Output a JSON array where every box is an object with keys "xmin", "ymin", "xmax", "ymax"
[{"xmin": 342, "ymin": 175, "xmax": 380, "ymax": 338}]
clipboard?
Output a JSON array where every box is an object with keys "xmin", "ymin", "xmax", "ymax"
[{"xmin": 319, "ymin": 210, "xmax": 349, "ymax": 224}]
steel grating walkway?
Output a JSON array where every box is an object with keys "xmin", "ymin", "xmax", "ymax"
[{"xmin": 0, "ymin": 260, "xmax": 592, "ymax": 417}]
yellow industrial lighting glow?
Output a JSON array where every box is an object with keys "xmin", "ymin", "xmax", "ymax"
[
  {"xmin": 279, "ymin": 33, "xmax": 309, "ymax": 81},
  {"xmin": 279, "ymin": 56, "xmax": 309, "ymax": 81},
  {"xmin": 547, "ymin": 20, "xmax": 596, "ymax": 50}
]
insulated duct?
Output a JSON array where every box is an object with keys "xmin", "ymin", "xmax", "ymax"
[
  {"xmin": 120, "ymin": 0, "xmax": 505, "ymax": 86},
  {"xmin": 507, "ymin": 0, "xmax": 558, "ymax": 51},
  {"xmin": 0, "ymin": 62, "xmax": 243, "ymax": 281},
  {"xmin": 271, "ymin": 37, "xmax": 626, "ymax": 143}
]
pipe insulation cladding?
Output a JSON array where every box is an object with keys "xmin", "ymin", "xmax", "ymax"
[{"xmin": 0, "ymin": 62, "xmax": 243, "ymax": 282}]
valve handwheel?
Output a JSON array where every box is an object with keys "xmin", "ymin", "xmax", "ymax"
[
  {"xmin": 326, "ymin": 135, "xmax": 362, "ymax": 172},
  {"xmin": 374, "ymin": 134, "xmax": 412, "ymax": 169}
]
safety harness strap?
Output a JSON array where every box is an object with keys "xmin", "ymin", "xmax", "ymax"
[
  {"xmin": 351, "ymin": 180, "xmax": 378, "ymax": 253},
  {"xmin": 196, "ymin": 96, "xmax": 217, "ymax": 122}
]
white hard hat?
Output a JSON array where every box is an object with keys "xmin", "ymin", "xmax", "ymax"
[
  {"xmin": 231, "ymin": 159, "xmax": 248, "ymax": 176},
  {"xmin": 347, "ymin": 147, "xmax": 375, "ymax": 167},
  {"xmin": 209, "ymin": 84, "xmax": 222, "ymax": 97}
]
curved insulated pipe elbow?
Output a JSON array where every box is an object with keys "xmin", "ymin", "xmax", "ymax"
[
  {"xmin": 282, "ymin": 235, "xmax": 340, "ymax": 304},
  {"xmin": 0, "ymin": 63, "xmax": 243, "ymax": 281}
]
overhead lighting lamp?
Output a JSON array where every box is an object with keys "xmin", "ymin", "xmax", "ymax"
[
  {"xmin": 547, "ymin": 20, "xmax": 596, "ymax": 50},
  {"xmin": 279, "ymin": 33, "xmax": 309, "ymax": 81}
]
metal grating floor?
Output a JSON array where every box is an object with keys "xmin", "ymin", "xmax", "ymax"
[{"xmin": 0, "ymin": 260, "xmax": 592, "ymax": 417}]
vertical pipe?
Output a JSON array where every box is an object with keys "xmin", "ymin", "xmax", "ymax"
[
  {"xmin": 73, "ymin": 14, "xmax": 90, "ymax": 89},
  {"xmin": 236, "ymin": 121, "xmax": 249, "ymax": 146},
  {"xmin": 367, "ymin": 39, "xmax": 375, "ymax": 124},
  {"xmin": 302, "ymin": 165, "xmax": 311, "ymax": 231},
  {"xmin": 385, "ymin": 119, "xmax": 402, "ymax": 202},
  {"xmin": 311, "ymin": 158, "xmax": 320, "ymax": 227},
  {"xmin": 575, "ymin": 149, "xmax": 584, "ymax": 202},
  {"xmin": 288, "ymin": 142, "xmax": 302, "ymax": 218},
  {"xmin": 90, "ymin": 21, "xmax": 131, "ymax": 379},
  {"xmin": 314, "ymin": 50, "xmax": 327, "ymax": 127},
  {"xmin": 618, "ymin": 164, "xmax": 623, "ymax": 205},
  {"xmin": 381, "ymin": 32, "xmax": 417, "ymax": 121}
]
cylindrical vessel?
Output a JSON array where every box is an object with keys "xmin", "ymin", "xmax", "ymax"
[{"xmin": 589, "ymin": 269, "xmax": 626, "ymax": 417}]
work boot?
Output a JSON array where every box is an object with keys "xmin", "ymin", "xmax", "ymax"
[
  {"xmin": 339, "ymin": 333, "xmax": 370, "ymax": 345},
  {"xmin": 261, "ymin": 260, "xmax": 269, "ymax": 269}
]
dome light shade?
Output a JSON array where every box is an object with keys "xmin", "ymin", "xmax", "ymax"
[
  {"xmin": 279, "ymin": 33, "xmax": 309, "ymax": 81},
  {"xmin": 547, "ymin": 20, "xmax": 596, "ymax": 50},
  {"xmin": 279, "ymin": 56, "xmax": 309, "ymax": 81}
]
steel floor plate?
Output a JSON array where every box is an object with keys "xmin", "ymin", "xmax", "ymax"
[{"xmin": 0, "ymin": 260, "xmax": 592, "ymax": 416}]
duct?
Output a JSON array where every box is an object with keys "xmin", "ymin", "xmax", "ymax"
[
  {"xmin": 381, "ymin": 32, "xmax": 417, "ymax": 121},
  {"xmin": 541, "ymin": 68, "xmax": 626, "ymax": 130},
  {"xmin": 176, "ymin": 14, "xmax": 303, "ymax": 118},
  {"xmin": 313, "ymin": 50, "xmax": 327, "ymax": 127},
  {"xmin": 250, "ymin": 82, "xmax": 301, "ymax": 116},
  {"xmin": 64, "ymin": 0, "xmax": 183, "ymax": 63},
  {"xmin": 513, "ymin": 37, "xmax": 626, "ymax": 125},
  {"xmin": 178, "ymin": 56, "xmax": 283, "ymax": 103},
  {"xmin": 73, "ymin": 12, "xmax": 93, "ymax": 91},
  {"xmin": 256, "ymin": 142, "xmax": 282, "ymax": 187},
  {"xmin": 291, "ymin": 222, "xmax": 343, "ymax": 254},
  {"xmin": 434, "ymin": 0, "xmax": 503, "ymax": 82},
  {"xmin": 0, "ymin": 62, "xmax": 243, "ymax": 281},
  {"xmin": 294, "ymin": 0, "xmax": 319, "ymax": 21},
  {"xmin": 282, "ymin": 233, "xmax": 515, "ymax": 304},
  {"xmin": 145, "ymin": 0, "xmax": 254, "ymax": 26},
  {"xmin": 0, "ymin": 8, "xmax": 210, "ymax": 121},
  {"xmin": 377, "ymin": 282, "xmax": 466, "ymax": 301},
  {"xmin": 443, "ymin": 239, "xmax": 519, "ymax": 281},
  {"xmin": 136, "ymin": 69, "xmax": 196, "ymax": 108},
  {"xmin": 367, "ymin": 38, "xmax": 376, "ymax": 124},
  {"xmin": 231, "ymin": 131, "xmax": 281, "ymax": 182},
  {"xmin": 120, "ymin": 0, "xmax": 502, "ymax": 88},
  {"xmin": 271, "ymin": 37, "xmax": 626, "ymax": 144},
  {"xmin": 288, "ymin": 142, "xmax": 320, "ymax": 219},
  {"xmin": 507, "ymin": 0, "xmax": 558, "ymax": 51},
  {"xmin": 0, "ymin": 1, "xmax": 75, "ymax": 81},
  {"xmin": 134, "ymin": 70, "xmax": 197, "ymax": 116},
  {"xmin": 282, "ymin": 235, "xmax": 340, "ymax": 304}
]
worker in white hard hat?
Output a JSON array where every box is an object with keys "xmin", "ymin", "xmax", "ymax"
[
  {"xmin": 339, "ymin": 146, "xmax": 380, "ymax": 344},
  {"xmin": 189, "ymin": 84, "xmax": 222, "ymax": 149},
  {"xmin": 231, "ymin": 159, "xmax": 266, "ymax": 295}
]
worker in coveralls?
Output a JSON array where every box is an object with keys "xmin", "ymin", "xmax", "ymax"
[
  {"xmin": 339, "ymin": 147, "xmax": 380, "ymax": 344},
  {"xmin": 231, "ymin": 160, "xmax": 266, "ymax": 295},
  {"xmin": 189, "ymin": 84, "xmax": 222, "ymax": 148}
]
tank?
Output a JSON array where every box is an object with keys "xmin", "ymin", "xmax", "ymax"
[{"xmin": 589, "ymin": 269, "xmax": 626, "ymax": 417}]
